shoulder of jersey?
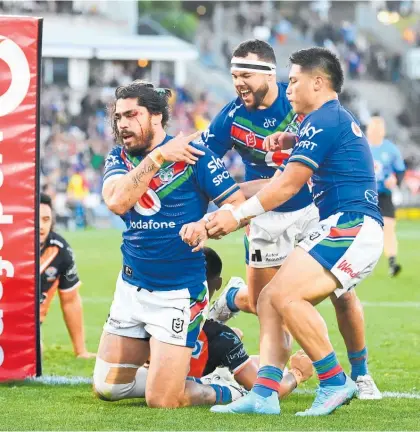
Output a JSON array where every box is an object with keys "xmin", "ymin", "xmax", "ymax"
[
  {"xmin": 105, "ymin": 145, "xmax": 123, "ymax": 160},
  {"xmin": 309, "ymin": 103, "xmax": 340, "ymax": 127},
  {"xmin": 48, "ymin": 231, "xmax": 70, "ymax": 250},
  {"xmin": 225, "ymin": 97, "xmax": 244, "ymax": 118},
  {"xmin": 277, "ymin": 81, "xmax": 289, "ymax": 94},
  {"xmin": 191, "ymin": 142, "xmax": 211, "ymax": 154}
]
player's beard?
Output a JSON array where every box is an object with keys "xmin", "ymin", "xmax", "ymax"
[
  {"xmin": 240, "ymin": 82, "xmax": 269, "ymax": 111},
  {"xmin": 121, "ymin": 118, "xmax": 154, "ymax": 157}
]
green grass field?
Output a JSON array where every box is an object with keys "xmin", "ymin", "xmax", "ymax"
[{"xmin": 1, "ymin": 221, "xmax": 420, "ymax": 431}]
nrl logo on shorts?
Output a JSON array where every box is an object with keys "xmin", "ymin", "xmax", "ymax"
[
  {"xmin": 172, "ymin": 318, "xmax": 184, "ymax": 334},
  {"xmin": 159, "ymin": 168, "xmax": 174, "ymax": 183}
]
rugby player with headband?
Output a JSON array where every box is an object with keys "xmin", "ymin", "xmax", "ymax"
[{"xmin": 182, "ymin": 40, "xmax": 382, "ymax": 404}]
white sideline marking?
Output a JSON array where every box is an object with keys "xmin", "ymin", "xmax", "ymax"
[
  {"xmin": 361, "ymin": 301, "xmax": 420, "ymax": 308},
  {"xmin": 28, "ymin": 375, "xmax": 93, "ymax": 385},
  {"xmin": 82, "ymin": 297, "xmax": 420, "ymax": 308},
  {"xmin": 319, "ymin": 301, "xmax": 420, "ymax": 309},
  {"xmin": 27, "ymin": 376, "xmax": 420, "ymax": 400},
  {"xmin": 293, "ymin": 388, "xmax": 420, "ymax": 399}
]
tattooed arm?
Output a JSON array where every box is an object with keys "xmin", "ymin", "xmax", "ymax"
[
  {"xmin": 103, "ymin": 131, "xmax": 204, "ymax": 216},
  {"xmin": 103, "ymin": 155, "xmax": 160, "ymax": 216}
]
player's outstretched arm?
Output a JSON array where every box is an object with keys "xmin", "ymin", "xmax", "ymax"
[
  {"xmin": 206, "ymin": 162, "xmax": 312, "ymax": 238},
  {"xmin": 58, "ymin": 287, "xmax": 96, "ymax": 358},
  {"xmin": 239, "ymin": 171, "xmax": 282, "ymax": 199},
  {"xmin": 103, "ymin": 131, "xmax": 204, "ymax": 215},
  {"xmin": 239, "ymin": 179, "xmax": 270, "ymax": 199}
]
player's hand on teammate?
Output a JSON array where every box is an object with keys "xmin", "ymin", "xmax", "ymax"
[
  {"xmin": 160, "ymin": 131, "xmax": 204, "ymax": 165},
  {"xmin": 290, "ymin": 349, "xmax": 313, "ymax": 383},
  {"xmin": 76, "ymin": 351, "xmax": 96, "ymax": 359},
  {"xmin": 205, "ymin": 209, "xmax": 239, "ymax": 239},
  {"xmin": 180, "ymin": 219, "xmax": 208, "ymax": 252},
  {"xmin": 262, "ymin": 131, "xmax": 296, "ymax": 151}
]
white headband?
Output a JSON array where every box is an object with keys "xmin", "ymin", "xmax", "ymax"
[{"xmin": 230, "ymin": 58, "xmax": 276, "ymax": 75}]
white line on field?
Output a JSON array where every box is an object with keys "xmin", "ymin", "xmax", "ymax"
[
  {"xmin": 82, "ymin": 297, "xmax": 420, "ymax": 308},
  {"xmin": 28, "ymin": 376, "xmax": 93, "ymax": 385},
  {"xmin": 293, "ymin": 388, "xmax": 420, "ymax": 399},
  {"xmin": 28, "ymin": 376, "xmax": 420, "ymax": 400},
  {"xmin": 321, "ymin": 301, "xmax": 420, "ymax": 308},
  {"xmin": 361, "ymin": 301, "xmax": 420, "ymax": 308}
]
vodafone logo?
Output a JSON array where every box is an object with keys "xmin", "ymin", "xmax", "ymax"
[
  {"xmin": 0, "ymin": 36, "xmax": 31, "ymax": 117},
  {"xmin": 134, "ymin": 189, "xmax": 161, "ymax": 216}
]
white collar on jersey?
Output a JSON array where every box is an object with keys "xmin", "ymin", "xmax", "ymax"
[{"xmin": 230, "ymin": 57, "xmax": 276, "ymax": 75}]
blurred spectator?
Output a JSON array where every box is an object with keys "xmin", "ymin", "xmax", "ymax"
[
  {"xmin": 67, "ymin": 166, "xmax": 89, "ymax": 229},
  {"xmin": 40, "ymin": 66, "xmax": 217, "ymax": 229}
]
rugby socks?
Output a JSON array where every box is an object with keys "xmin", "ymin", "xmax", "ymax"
[
  {"xmin": 210, "ymin": 384, "xmax": 232, "ymax": 404},
  {"xmin": 252, "ymin": 365, "xmax": 283, "ymax": 397},
  {"xmin": 186, "ymin": 376, "xmax": 202, "ymax": 384},
  {"xmin": 348, "ymin": 347, "xmax": 368, "ymax": 381},
  {"xmin": 314, "ymin": 352, "xmax": 346, "ymax": 387},
  {"xmin": 226, "ymin": 287, "xmax": 240, "ymax": 312}
]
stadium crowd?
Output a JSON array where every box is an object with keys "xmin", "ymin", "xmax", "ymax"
[{"xmin": 40, "ymin": 78, "xmax": 242, "ymax": 229}]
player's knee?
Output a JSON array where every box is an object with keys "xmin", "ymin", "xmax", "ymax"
[
  {"xmin": 255, "ymin": 283, "xmax": 275, "ymax": 314},
  {"xmin": 93, "ymin": 358, "xmax": 137, "ymax": 402},
  {"xmin": 333, "ymin": 291, "xmax": 356, "ymax": 312},
  {"xmin": 276, "ymin": 293, "xmax": 300, "ymax": 316}
]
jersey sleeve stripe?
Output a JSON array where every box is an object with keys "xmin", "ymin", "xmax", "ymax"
[
  {"xmin": 103, "ymin": 168, "xmax": 128, "ymax": 181},
  {"xmin": 102, "ymin": 173, "xmax": 125, "ymax": 189},
  {"xmin": 213, "ymin": 184, "xmax": 240, "ymax": 206},
  {"xmin": 289, "ymin": 155, "xmax": 319, "ymax": 170}
]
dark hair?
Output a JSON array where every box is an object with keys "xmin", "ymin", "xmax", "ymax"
[
  {"xmin": 40, "ymin": 192, "xmax": 52, "ymax": 209},
  {"xmin": 110, "ymin": 80, "xmax": 172, "ymax": 143},
  {"xmin": 204, "ymin": 247, "xmax": 223, "ymax": 280},
  {"xmin": 289, "ymin": 47, "xmax": 344, "ymax": 93},
  {"xmin": 232, "ymin": 39, "xmax": 276, "ymax": 64}
]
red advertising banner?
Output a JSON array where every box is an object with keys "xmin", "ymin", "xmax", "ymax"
[{"xmin": 0, "ymin": 16, "xmax": 42, "ymax": 380}]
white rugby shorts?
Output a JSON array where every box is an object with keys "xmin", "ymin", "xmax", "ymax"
[{"xmin": 104, "ymin": 272, "xmax": 209, "ymax": 348}]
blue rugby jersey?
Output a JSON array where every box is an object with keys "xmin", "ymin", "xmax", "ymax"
[
  {"xmin": 200, "ymin": 82, "xmax": 312, "ymax": 212},
  {"xmin": 288, "ymin": 99, "xmax": 383, "ymax": 225},
  {"xmin": 103, "ymin": 135, "xmax": 240, "ymax": 293}
]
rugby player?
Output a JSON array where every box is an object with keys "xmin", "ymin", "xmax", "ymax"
[
  {"xmin": 93, "ymin": 81, "xmax": 248, "ymax": 408},
  {"xmin": 40, "ymin": 193, "xmax": 94, "ymax": 358},
  {"xmin": 92, "ymin": 246, "xmax": 313, "ymax": 401},
  {"xmin": 197, "ymin": 39, "xmax": 381, "ymax": 400},
  {"xmin": 205, "ymin": 48, "xmax": 384, "ymax": 415},
  {"xmin": 367, "ymin": 115, "xmax": 406, "ymax": 277},
  {"xmin": 193, "ymin": 247, "xmax": 313, "ymax": 398},
  {"xmin": 200, "ymin": 39, "xmax": 318, "ymax": 314}
]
